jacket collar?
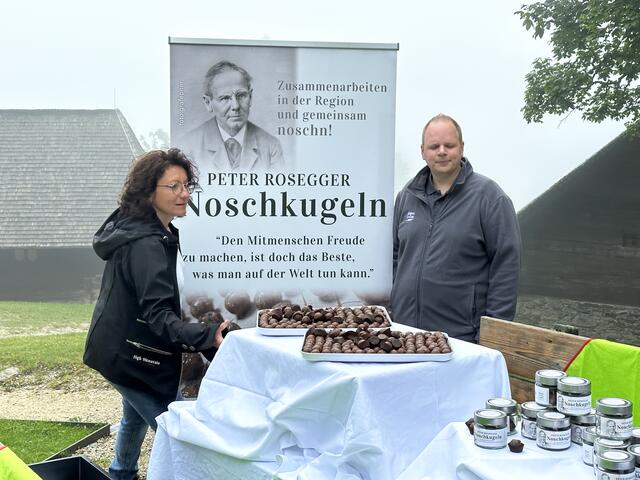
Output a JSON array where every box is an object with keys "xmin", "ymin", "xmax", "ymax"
[
  {"xmin": 406, "ymin": 157, "xmax": 473, "ymax": 199},
  {"xmin": 93, "ymin": 209, "xmax": 179, "ymax": 260}
]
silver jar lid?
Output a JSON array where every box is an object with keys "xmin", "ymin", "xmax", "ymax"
[
  {"xmin": 595, "ymin": 437, "xmax": 630, "ymax": 455},
  {"xmin": 632, "ymin": 428, "xmax": 640, "ymax": 443},
  {"xmin": 570, "ymin": 409, "xmax": 596, "ymax": 425},
  {"xmin": 486, "ymin": 398, "xmax": 517, "ymax": 415},
  {"xmin": 521, "ymin": 401, "xmax": 547, "ymax": 418},
  {"xmin": 475, "ymin": 409, "xmax": 508, "ymax": 427},
  {"xmin": 596, "ymin": 450, "xmax": 635, "ymax": 471},
  {"xmin": 537, "ymin": 411, "xmax": 570, "ymax": 429},
  {"xmin": 535, "ymin": 369, "xmax": 566, "ymax": 387},
  {"xmin": 557, "ymin": 376, "xmax": 591, "ymax": 394},
  {"xmin": 628, "ymin": 444, "xmax": 640, "ymax": 459},
  {"xmin": 596, "ymin": 397, "xmax": 633, "ymax": 416},
  {"xmin": 582, "ymin": 426, "xmax": 598, "ymax": 444}
]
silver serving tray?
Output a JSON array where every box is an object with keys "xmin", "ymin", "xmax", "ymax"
[
  {"xmin": 256, "ymin": 305, "xmax": 392, "ymax": 336},
  {"xmin": 301, "ymin": 350, "xmax": 452, "ymax": 363},
  {"xmin": 301, "ymin": 332, "xmax": 453, "ymax": 362}
]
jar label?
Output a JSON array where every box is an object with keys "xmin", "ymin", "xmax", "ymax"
[
  {"xmin": 474, "ymin": 425, "xmax": 507, "ymax": 448},
  {"xmin": 582, "ymin": 442, "xmax": 593, "ymax": 466},
  {"xmin": 597, "ymin": 415, "xmax": 633, "ymax": 439},
  {"xmin": 535, "ymin": 384, "xmax": 551, "ymax": 405},
  {"xmin": 596, "ymin": 470, "xmax": 635, "ymax": 480},
  {"xmin": 522, "ymin": 417, "xmax": 537, "ymax": 440},
  {"xmin": 557, "ymin": 392, "xmax": 591, "ymax": 415},
  {"xmin": 635, "ymin": 467, "xmax": 640, "ymax": 479},
  {"xmin": 572, "ymin": 424, "xmax": 585, "ymax": 444},
  {"xmin": 537, "ymin": 427, "xmax": 571, "ymax": 450}
]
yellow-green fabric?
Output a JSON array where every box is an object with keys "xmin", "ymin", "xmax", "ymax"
[
  {"xmin": 0, "ymin": 445, "xmax": 42, "ymax": 480},
  {"xmin": 565, "ymin": 339, "xmax": 640, "ymax": 424}
]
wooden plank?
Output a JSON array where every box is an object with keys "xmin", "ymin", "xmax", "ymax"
[
  {"xmin": 479, "ymin": 316, "xmax": 589, "ymax": 381},
  {"xmin": 510, "ymin": 376, "xmax": 536, "ymax": 405}
]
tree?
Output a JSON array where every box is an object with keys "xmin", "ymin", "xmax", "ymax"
[
  {"xmin": 139, "ymin": 128, "xmax": 170, "ymax": 150},
  {"xmin": 517, "ymin": 0, "xmax": 640, "ymax": 134}
]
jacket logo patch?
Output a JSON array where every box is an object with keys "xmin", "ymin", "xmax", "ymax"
[
  {"xmin": 133, "ymin": 354, "xmax": 160, "ymax": 366},
  {"xmin": 405, "ymin": 211, "xmax": 415, "ymax": 222}
]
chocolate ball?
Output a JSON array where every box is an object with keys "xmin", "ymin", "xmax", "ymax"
[
  {"xmin": 181, "ymin": 383, "xmax": 200, "ymax": 399},
  {"xmin": 224, "ymin": 292, "xmax": 254, "ymax": 318},
  {"xmin": 181, "ymin": 353, "xmax": 206, "ymax": 382},
  {"xmin": 508, "ymin": 439, "xmax": 524, "ymax": 453},
  {"xmin": 190, "ymin": 296, "xmax": 214, "ymax": 319},
  {"xmin": 199, "ymin": 310, "xmax": 224, "ymax": 326},
  {"xmin": 254, "ymin": 291, "xmax": 282, "ymax": 310}
]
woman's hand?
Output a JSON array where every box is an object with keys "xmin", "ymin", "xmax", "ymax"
[{"xmin": 213, "ymin": 320, "xmax": 232, "ymax": 348}]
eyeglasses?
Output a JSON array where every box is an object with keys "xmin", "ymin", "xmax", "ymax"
[{"xmin": 156, "ymin": 182, "xmax": 197, "ymax": 195}]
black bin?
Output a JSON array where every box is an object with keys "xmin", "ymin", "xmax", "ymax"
[{"xmin": 29, "ymin": 456, "xmax": 109, "ymax": 480}]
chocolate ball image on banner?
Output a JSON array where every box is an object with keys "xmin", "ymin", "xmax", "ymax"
[
  {"xmin": 199, "ymin": 310, "xmax": 224, "ymax": 326},
  {"xmin": 311, "ymin": 290, "xmax": 344, "ymax": 303},
  {"xmin": 180, "ymin": 353, "xmax": 207, "ymax": 383},
  {"xmin": 224, "ymin": 292, "xmax": 254, "ymax": 318},
  {"xmin": 253, "ymin": 291, "xmax": 282, "ymax": 310},
  {"xmin": 353, "ymin": 289, "xmax": 391, "ymax": 307},
  {"xmin": 189, "ymin": 296, "xmax": 214, "ymax": 319}
]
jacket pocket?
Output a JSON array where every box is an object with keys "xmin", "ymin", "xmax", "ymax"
[
  {"xmin": 418, "ymin": 279, "xmax": 475, "ymax": 339},
  {"xmin": 126, "ymin": 339, "xmax": 173, "ymax": 356}
]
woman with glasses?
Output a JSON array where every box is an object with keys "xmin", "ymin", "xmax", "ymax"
[{"xmin": 83, "ymin": 148, "xmax": 230, "ymax": 480}]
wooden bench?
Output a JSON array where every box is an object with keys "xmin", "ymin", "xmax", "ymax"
[{"xmin": 479, "ymin": 316, "xmax": 589, "ymax": 404}]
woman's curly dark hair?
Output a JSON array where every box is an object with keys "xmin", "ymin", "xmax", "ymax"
[{"xmin": 120, "ymin": 148, "xmax": 199, "ymax": 218}]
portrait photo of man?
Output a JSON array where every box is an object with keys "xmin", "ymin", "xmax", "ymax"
[{"xmin": 179, "ymin": 60, "xmax": 284, "ymax": 172}]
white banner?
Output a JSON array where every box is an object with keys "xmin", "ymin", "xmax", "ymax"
[{"xmin": 170, "ymin": 38, "xmax": 397, "ymax": 326}]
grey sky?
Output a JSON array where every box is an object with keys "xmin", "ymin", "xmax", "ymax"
[{"xmin": 1, "ymin": 0, "xmax": 624, "ymax": 210}]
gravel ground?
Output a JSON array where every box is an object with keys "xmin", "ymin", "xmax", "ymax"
[{"xmin": 0, "ymin": 386, "xmax": 155, "ymax": 479}]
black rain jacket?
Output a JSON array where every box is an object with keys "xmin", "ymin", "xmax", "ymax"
[{"xmin": 83, "ymin": 209, "xmax": 219, "ymax": 399}]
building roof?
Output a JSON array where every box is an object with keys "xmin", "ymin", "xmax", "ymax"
[
  {"xmin": 517, "ymin": 130, "xmax": 640, "ymax": 306},
  {"xmin": 0, "ymin": 109, "xmax": 143, "ymax": 248},
  {"xmin": 517, "ymin": 131, "xmax": 639, "ymax": 230}
]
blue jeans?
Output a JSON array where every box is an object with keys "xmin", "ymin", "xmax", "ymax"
[{"xmin": 108, "ymin": 382, "xmax": 175, "ymax": 480}]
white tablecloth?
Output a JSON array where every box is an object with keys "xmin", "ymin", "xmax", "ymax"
[
  {"xmin": 148, "ymin": 327, "xmax": 510, "ymax": 480},
  {"xmin": 397, "ymin": 423, "xmax": 594, "ymax": 480}
]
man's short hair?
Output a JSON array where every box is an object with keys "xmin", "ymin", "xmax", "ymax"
[
  {"xmin": 203, "ymin": 61, "xmax": 253, "ymax": 97},
  {"xmin": 421, "ymin": 113, "xmax": 464, "ymax": 145}
]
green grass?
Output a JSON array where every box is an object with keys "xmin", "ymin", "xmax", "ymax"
[
  {"xmin": 0, "ymin": 419, "xmax": 100, "ymax": 463},
  {"xmin": 0, "ymin": 332, "xmax": 102, "ymax": 389},
  {"xmin": 0, "ymin": 301, "xmax": 93, "ymax": 336}
]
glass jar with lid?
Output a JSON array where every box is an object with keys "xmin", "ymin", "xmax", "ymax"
[
  {"xmin": 582, "ymin": 426, "xmax": 598, "ymax": 466},
  {"xmin": 571, "ymin": 409, "xmax": 596, "ymax": 445},
  {"xmin": 627, "ymin": 445, "xmax": 640, "ymax": 478},
  {"xmin": 521, "ymin": 401, "xmax": 547, "ymax": 440},
  {"xmin": 594, "ymin": 450, "xmax": 635, "ymax": 480},
  {"xmin": 536, "ymin": 411, "xmax": 571, "ymax": 451},
  {"xmin": 596, "ymin": 398, "xmax": 633, "ymax": 440},
  {"xmin": 594, "ymin": 437, "xmax": 631, "ymax": 475},
  {"xmin": 557, "ymin": 376, "xmax": 592, "ymax": 416},
  {"xmin": 474, "ymin": 409, "xmax": 508, "ymax": 449},
  {"xmin": 486, "ymin": 398, "xmax": 518, "ymax": 435},
  {"xmin": 535, "ymin": 369, "xmax": 566, "ymax": 407}
]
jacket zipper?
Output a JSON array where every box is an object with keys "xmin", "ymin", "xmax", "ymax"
[{"xmin": 126, "ymin": 339, "xmax": 173, "ymax": 356}]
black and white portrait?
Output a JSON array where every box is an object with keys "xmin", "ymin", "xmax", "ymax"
[
  {"xmin": 179, "ymin": 60, "xmax": 284, "ymax": 171},
  {"xmin": 171, "ymin": 45, "xmax": 296, "ymax": 173}
]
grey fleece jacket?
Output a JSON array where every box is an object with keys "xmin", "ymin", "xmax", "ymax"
[{"xmin": 390, "ymin": 159, "xmax": 521, "ymax": 342}]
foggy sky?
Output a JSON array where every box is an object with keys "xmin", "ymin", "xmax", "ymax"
[{"xmin": 0, "ymin": 0, "xmax": 624, "ymax": 210}]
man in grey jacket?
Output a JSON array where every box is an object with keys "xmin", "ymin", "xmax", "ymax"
[{"xmin": 391, "ymin": 114, "xmax": 520, "ymax": 342}]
